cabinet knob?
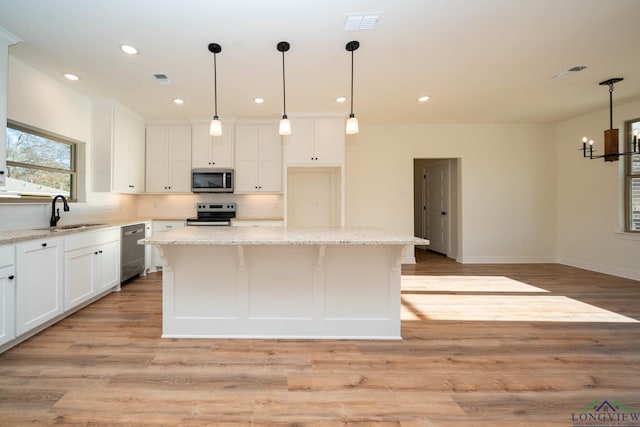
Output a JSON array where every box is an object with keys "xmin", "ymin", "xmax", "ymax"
[
  {"xmin": 99, "ymin": 250, "xmax": 103, "ymax": 254},
  {"xmin": 8, "ymin": 275, "xmax": 14, "ymax": 280},
  {"xmin": 94, "ymin": 251, "xmax": 99, "ymax": 255},
  {"xmin": 42, "ymin": 242, "xmax": 47, "ymax": 247},
  {"xmin": 0, "ymin": 170, "xmax": 4, "ymax": 175}
]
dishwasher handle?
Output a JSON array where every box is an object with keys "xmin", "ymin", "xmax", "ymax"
[{"xmin": 123, "ymin": 226, "xmax": 145, "ymax": 236}]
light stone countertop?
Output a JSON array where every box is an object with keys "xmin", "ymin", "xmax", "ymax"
[
  {"xmin": 0, "ymin": 218, "xmax": 155, "ymax": 245},
  {"xmin": 140, "ymin": 226, "xmax": 429, "ymax": 246}
]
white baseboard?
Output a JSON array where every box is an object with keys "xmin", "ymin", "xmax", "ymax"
[
  {"xmin": 556, "ymin": 257, "xmax": 640, "ymax": 282},
  {"xmin": 459, "ymin": 255, "xmax": 556, "ymax": 264}
]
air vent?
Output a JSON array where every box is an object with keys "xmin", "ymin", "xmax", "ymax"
[
  {"xmin": 552, "ymin": 65, "xmax": 587, "ymax": 79},
  {"xmin": 344, "ymin": 14, "xmax": 379, "ymax": 31},
  {"xmin": 152, "ymin": 73, "xmax": 172, "ymax": 86}
]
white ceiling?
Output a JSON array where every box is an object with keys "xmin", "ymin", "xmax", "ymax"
[{"xmin": 1, "ymin": 0, "xmax": 639, "ymax": 125}]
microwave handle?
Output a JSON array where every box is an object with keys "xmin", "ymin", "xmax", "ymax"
[{"xmin": 223, "ymin": 173, "xmax": 227, "ymax": 189}]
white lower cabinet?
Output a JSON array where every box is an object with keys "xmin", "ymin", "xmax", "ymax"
[
  {"xmin": 15, "ymin": 237, "xmax": 64, "ymax": 336},
  {"xmin": 64, "ymin": 228, "xmax": 120, "ymax": 311},
  {"xmin": 0, "ymin": 245, "xmax": 16, "ymax": 347},
  {"xmin": 151, "ymin": 221, "xmax": 185, "ymax": 270}
]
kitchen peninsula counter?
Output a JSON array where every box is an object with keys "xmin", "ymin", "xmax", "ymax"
[{"xmin": 141, "ymin": 226, "xmax": 428, "ymax": 340}]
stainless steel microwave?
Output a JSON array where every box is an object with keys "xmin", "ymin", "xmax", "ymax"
[{"xmin": 191, "ymin": 168, "xmax": 234, "ymax": 193}]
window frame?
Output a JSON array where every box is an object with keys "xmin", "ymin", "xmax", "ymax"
[
  {"xmin": 4, "ymin": 121, "xmax": 78, "ymax": 201},
  {"xmin": 624, "ymin": 117, "xmax": 640, "ymax": 233}
]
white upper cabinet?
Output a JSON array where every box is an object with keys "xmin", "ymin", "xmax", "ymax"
[
  {"xmin": 191, "ymin": 121, "xmax": 234, "ymax": 168},
  {"xmin": 92, "ymin": 101, "xmax": 146, "ymax": 193},
  {"xmin": 145, "ymin": 125, "xmax": 192, "ymax": 193},
  {"xmin": 235, "ymin": 124, "xmax": 282, "ymax": 193},
  {"xmin": 284, "ymin": 118, "xmax": 344, "ymax": 165}
]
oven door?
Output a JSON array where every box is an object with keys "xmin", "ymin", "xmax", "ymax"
[{"xmin": 191, "ymin": 168, "xmax": 234, "ymax": 193}]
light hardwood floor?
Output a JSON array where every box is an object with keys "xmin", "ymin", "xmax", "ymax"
[{"xmin": 1, "ymin": 249, "xmax": 639, "ymax": 426}]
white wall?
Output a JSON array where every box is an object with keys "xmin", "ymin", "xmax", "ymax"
[
  {"xmin": 345, "ymin": 123, "xmax": 557, "ymax": 263},
  {"xmin": 555, "ymin": 99, "xmax": 640, "ymax": 280},
  {"xmin": 0, "ymin": 56, "xmax": 137, "ymax": 231},
  {"xmin": 136, "ymin": 193, "xmax": 284, "ymax": 220}
]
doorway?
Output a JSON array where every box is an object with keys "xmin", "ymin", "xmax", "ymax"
[{"xmin": 413, "ymin": 158, "xmax": 458, "ymax": 258}]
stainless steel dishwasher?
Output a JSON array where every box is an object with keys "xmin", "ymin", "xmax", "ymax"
[{"xmin": 121, "ymin": 223, "xmax": 145, "ymax": 283}]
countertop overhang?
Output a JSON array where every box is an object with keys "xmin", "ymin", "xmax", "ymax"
[{"xmin": 140, "ymin": 226, "xmax": 429, "ymax": 246}]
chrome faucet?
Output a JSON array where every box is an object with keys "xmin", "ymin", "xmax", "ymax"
[{"xmin": 50, "ymin": 195, "xmax": 70, "ymax": 227}]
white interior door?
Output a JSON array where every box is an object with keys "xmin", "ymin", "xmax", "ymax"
[{"xmin": 424, "ymin": 161, "xmax": 449, "ymax": 255}]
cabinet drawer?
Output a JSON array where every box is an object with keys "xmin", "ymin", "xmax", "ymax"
[{"xmin": 65, "ymin": 228, "xmax": 120, "ymax": 252}]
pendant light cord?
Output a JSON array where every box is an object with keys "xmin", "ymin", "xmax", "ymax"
[
  {"xmin": 608, "ymin": 82, "xmax": 613, "ymax": 130},
  {"xmin": 213, "ymin": 52, "xmax": 218, "ymax": 118},
  {"xmin": 282, "ymin": 49, "xmax": 287, "ymax": 117},
  {"xmin": 350, "ymin": 49, "xmax": 354, "ymax": 116}
]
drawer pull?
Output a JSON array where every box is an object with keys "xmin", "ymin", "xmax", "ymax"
[{"xmin": 8, "ymin": 275, "xmax": 14, "ymax": 280}]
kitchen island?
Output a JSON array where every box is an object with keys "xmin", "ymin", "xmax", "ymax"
[{"xmin": 140, "ymin": 226, "xmax": 428, "ymax": 340}]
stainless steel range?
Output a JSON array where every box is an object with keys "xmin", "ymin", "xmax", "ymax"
[{"xmin": 186, "ymin": 202, "xmax": 236, "ymax": 226}]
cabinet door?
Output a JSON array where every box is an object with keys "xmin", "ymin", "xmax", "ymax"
[
  {"xmin": 64, "ymin": 246, "xmax": 95, "ymax": 310},
  {"xmin": 211, "ymin": 123, "xmax": 234, "ymax": 168},
  {"xmin": 0, "ymin": 254, "xmax": 16, "ymax": 346},
  {"xmin": 284, "ymin": 118, "xmax": 315, "ymax": 164},
  {"xmin": 234, "ymin": 125, "xmax": 260, "ymax": 192},
  {"xmin": 167, "ymin": 126, "xmax": 192, "ymax": 192},
  {"xmin": 96, "ymin": 240, "xmax": 120, "ymax": 292},
  {"xmin": 145, "ymin": 126, "xmax": 169, "ymax": 192},
  {"xmin": 314, "ymin": 118, "xmax": 345, "ymax": 164},
  {"xmin": 192, "ymin": 122, "xmax": 233, "ymax": 168},
  {"xmin": 16, "ymin": 238, "xmax": 63, "ymax": 336},
  {"xmin": 258, "ymin": 125, "xmax": 282, "ymax": 192},
  {"xmin": 113, "ymin": 106, "xmax": 146, "ymax": 193}
]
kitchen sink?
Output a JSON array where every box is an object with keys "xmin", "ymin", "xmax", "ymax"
[{"xmin": 36, "ymin": 223, "xmax": 106, "ymax": 231}]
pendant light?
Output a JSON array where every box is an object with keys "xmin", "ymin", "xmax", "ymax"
[
  {"xmin": 208, "ymin": 43, "xmax": 222, "ymax": 136},
  {"xmin": 277, "ymin": 41, "xmax": 291, "ymax": 136},
  {"xmin": 345, "ymin": 40, "xmax": 360, "ymax": 135}
]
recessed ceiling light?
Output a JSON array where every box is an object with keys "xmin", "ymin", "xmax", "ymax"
[
  {"xmin": 417, "ymin": 95, "xmax": 430, "ymax": 102},
  {"xmin": 173, "ymin": 98, "xmax": 184, "ymax": 105},
  {"xmin": 254, "ymin": 97, "xmax": 265, "ymax": 104},
  {"xmin": 120, "ymin": 44, "xmax": 138, "ymax": 55},
  {"xmin": 336, "ymin": 96, "xmax": 347, "ymax": 103},
  {"xmin": 63, "ymin": 73, "xmax": 79, "ymax": 81}
]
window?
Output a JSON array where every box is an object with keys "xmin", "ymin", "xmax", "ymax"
[
  {"xmin": 625, "ymin": 118, "xmax": 640, "ymax": 233},
  {"xmin": 3, "ymin": 122, "xmax": 77, "ymax": 200}
]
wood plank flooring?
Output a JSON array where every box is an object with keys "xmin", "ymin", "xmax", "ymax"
[{"xmin": 1, "ymin": 249, "xmax": 639, "ymax": 426}]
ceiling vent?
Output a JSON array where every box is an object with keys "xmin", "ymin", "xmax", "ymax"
[
  {"xmin": 152, "ymin": 73, "xmax": 172, "ymax": 86},
  {"xmin": 552, "ymin": 65, "xmax": 587, "ymax": 79},
  {"xmin": 344, "ymin": 14, "xmax": 379, "ymax": 31}
]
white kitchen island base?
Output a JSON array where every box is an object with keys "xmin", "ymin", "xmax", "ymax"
[
  {"xmin": 142, "ymin": 226, "xmax": 428, "ymax": 340},
  {"xmin": 159, "ymin": 244, "xmax": 403, "ymax": 339}
]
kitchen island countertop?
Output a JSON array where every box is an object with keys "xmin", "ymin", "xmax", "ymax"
[{"xmin": 139, "ymin": 226, "xmax": 429, "ymax": 246}]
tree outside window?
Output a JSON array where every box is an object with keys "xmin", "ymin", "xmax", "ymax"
[
  {"xmin": 4, "ymin": 123, "xmax": 76, "ymax": 199},
  {"xmin": 626, "ymin": 118, "xmax": 640, "ymax": 232}
]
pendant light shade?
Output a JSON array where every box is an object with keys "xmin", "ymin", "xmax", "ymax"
[
  {"xmin": 209, "ymin": 119, "xmax": 222, "ymax": 136},
  {"xmin": 208, "ymin": 43, "xmax": 222, "ymax": 136},
  {"xmin": 277, "ymin": 41, "xmax": 291, "ymax": 136},
  {"xmin": 345, "ymin": 40, "xmax": 360, "ymax": 135}
]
